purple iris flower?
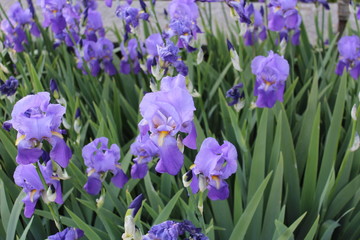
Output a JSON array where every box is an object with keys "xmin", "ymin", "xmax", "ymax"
[
  {"xmin": 82, "ymin": 40, "xmax": 101, "ymax": 76},
  {"xmin": 1, "ymin": 3, "xmax": 40, "ymax": 52},
  {"xmin": 251, "ymin": 51, "xmax": 289, "ymax": 108},
  {"xmin": 84, "ymin": 10, "xmax": 105, "ymax": 42},
  {"xmin": 166, "ymin": 0, "xmax": 201, "ymax": 52},
  {"xmin": 188, "ymin": 138, "xmax": 237, "ymax": 200},
  {"xmin": 144, "ymin": 220, "xmax": 208, "ymax": 240},
  {"xmin": 0, "ymin": 76, "xmax": 19, "ymax": 96},
  {"xmin": 5, "ymin": 92, "xmax": 72, "ymax": 167},
  {"xmin": 242, "ymin": 6, "xmax": 267, "ymax": 46},
  {"xmin": 38, "ymin": 0, "xmax": 67, "ymax": 34},
  {"xmin": 145, "ymin": 33, "xmax": 163, "ymax": 72},
  {"xmin": 229, "ymin": 0, "xmax": 252, "ymax": 24},
  {"xmin": 130, "ymin": 133, "xmax": 159, "ymax": 179},
  {"xmin": 116, "ymin": 3, "xmax": 149, "ymax": 33},
  {"xmin": 133, "ymin": 75, "xmax": 196, "ymax": 176},
  {"xmin": 168, "ymin": 0, "xmax": 199, "ymax": 20},
  {"xmin": 48, "ymin": 227, "xmax": 84, "ymax": 240},
  {"xmin": 78, "ymin": 38, "xmax": 117, "ymax": 76},
  {"xmin": 97, "ymin": 38, "xmax": 117, "ymax": 75},
  {"xmin": 14, "ymin": 161, "xmax": 63, "ymax": 218},
  {"xmin": 105, "ymin": 0, "xmax": 113, "ymax": 8},
  {"xmin": 82, "ymin": 137, "xmax": 128, "ymax": 195},
  {"xmin": 336, "ymin": 36, "xmax": 360, "ymax": 79},
  {"xmin": 120, "ymin": 39, "xmax": 142, "ymax": 74},
  {"xmin": 268, "ymin": 0, "xmax": 301, "ymax": 45},
  {"xmin": 61, "ymin": 3, "xmax": 81, "ymax": 46}
]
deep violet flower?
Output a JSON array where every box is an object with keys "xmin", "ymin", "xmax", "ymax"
[
  {"xmin": 82, "ymin": 137, "xmax": 128, "ymax": 195},
  {"xmin": 0, "ymin": 76, "xmax": 18, "ymax": 96},
  {"xmin": 336, "ymin": 36, "xmax": 360, "ymax": 80},
  {"xmin": 14, "ymin": 161, "xmax": 64, "ymax": 218},
  {"xmin": 226, "ymin": 83, "xmax": 244, "ymax": 106},
  {"xmin": 4, "ymin": 92, "xmax": 72, "ymax": 167},
  {"xmin": 251, "ymin": 51, "xmax": 289, "ymax": 108},
  {"xmin": 131, "ymin": 75, "xmax": 196, "ymax": 176},
  {"xmin": 48, "ymin": 228, "xmax": 84, "ymax": 240},
  {"xmin": 186, "ymin": 138, "xmax": 237, "ymax": 200}
]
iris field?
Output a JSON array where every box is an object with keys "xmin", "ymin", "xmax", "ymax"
[{"xmin": 0, "ymin": 0, "xmax": 359, "ymax": 239}]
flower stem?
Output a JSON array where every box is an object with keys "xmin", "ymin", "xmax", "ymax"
[{"xmin": 35, "ymin": 161, "xmax": 62, "ymax": 231}]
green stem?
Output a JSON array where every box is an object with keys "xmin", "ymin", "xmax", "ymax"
[{"xmin": 35, "ymin": 162, "xmax": 62, "ymax": 231}]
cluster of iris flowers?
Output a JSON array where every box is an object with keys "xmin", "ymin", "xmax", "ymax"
[{"xmin": 7, "ymin": 0, "xmax": 360, "ymax": 239}]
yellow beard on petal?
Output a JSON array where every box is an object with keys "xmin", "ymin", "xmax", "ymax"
[{"xmin": 158, "ymin": 131, "xmax": 169, "ymax": 146}]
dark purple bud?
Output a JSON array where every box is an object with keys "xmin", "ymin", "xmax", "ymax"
[
  {"xmin": 2, "ymin": 122, "xmax": 12, "ymax": 131},
  {"xmin": 163, "ymin": 8, "xmax": 168, "ymax": 17},
  {"xmin": 260, "ymin": 6, "xmax": 264, "ymax": 16},
  {"xmin": 0, "ymin": 76, "xmax": 18, "ymax": 96},
  {"xmin": 226, "ymin": 39, "xmax": 234, "ymax": 51},
  {"xmin": 26, "ymin": 0, "xmax": 35, "ymax": 17},
  {"xmin": 50, "ymin": 79, "xmax": 58, "ymax": 94},
  {"xmin": 41, "ymin": 150, "xmax": 50, "ymax": 163},
  {"xmin": 75, "ymin": 108, "xmax": 81, "ymax": 119},
  {"xmin": 128, "ymin": 194, "xmax": 144, "ymax": 217},
  {"xmin": 139, "ymin": 0, "xmax": 147, "ymax": 12}
]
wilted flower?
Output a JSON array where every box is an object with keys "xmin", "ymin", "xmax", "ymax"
[
  {"xmin": 336, "ymin": 36, "xmax": 360, "ymax": 80},
  {"xmin": 5, "ymin": 92, "xmax": 72, "ymax": 167},
  {"xmin": 143, "ymin": 220, "xmax": 208, "ymax": 240},
  {"xmin": 186, "ymin": 138, "xmax": 237, "ymax": 200},
  {"xmin": 48, "ymin": 227, "xmax": 84, "ymax": 240},
  {"xmin": 251, "ymin": 51, "xmax": 289, "ymax": 108},
  {"xmin": 82, "ymin": 137, "xmax": 128, "ymax": 195},
  {"xmin": 14, "ymin": 161, "xmax": 64, "ymax": 218},
  {"xmin": 0, "ymin": 76, "xmax": 18, "ymax": 96}
]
